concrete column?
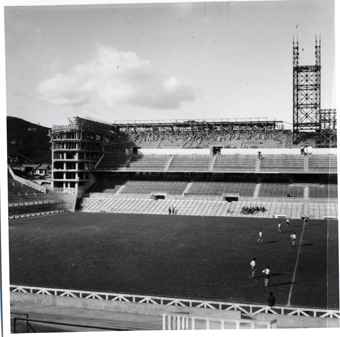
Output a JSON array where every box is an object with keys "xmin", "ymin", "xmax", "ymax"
[
  {"xmin": 304, "ymin": 186, "xmax": 309, "ymax": 199},
  {"xmin": 253, "ymin": 183, "xmax": 261, "ymax": 198}
]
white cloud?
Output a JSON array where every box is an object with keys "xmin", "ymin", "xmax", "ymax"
[{"xmin": 37, "ymin": 46, "xmax": 197, "ymax": 110}]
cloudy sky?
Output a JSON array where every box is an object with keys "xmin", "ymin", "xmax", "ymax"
[{"xmin": 4, "ymin": 0, "xmax": 336, "ymax": 128}]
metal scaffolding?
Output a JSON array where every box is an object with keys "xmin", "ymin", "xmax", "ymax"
[
  {"xmin": 293, "ymin": 36, "xmax": 321, "ymax": 144},
  {"xmin": 319, "ymin": 109, "xmax": 337, "ymax": 147},
  {"xmin": 49, "ymin": 117, "xmax": 118, "ymax": 193}
]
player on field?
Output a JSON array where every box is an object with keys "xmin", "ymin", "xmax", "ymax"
[
  {"xmin": 304, "ymin": 216, "xmax": 309, "ymax": 226},
  {"xmin": 267, "ymin": 292, "xmax": 276, "ymax": 307},
  {"xmin": 262, "ymin": 266, "xmax": 271, "ymax": 287},
  {"xmin": 257, "ymin": 230, "xmax": 263, "ymax": 244},
  {"xmin": 250, "ymin": 258, "xmax": 256, "ymax": 277},
  {"xmin": 286, "ymin": 218, "xmax": 290, "ymax": 227},
  {"xmin": 290, "ymin": 232, "xmax": 297, "ymax": 246},
  {"xmin": 276, "ymin": 222, "xmax": 282, "ymax": 233}
]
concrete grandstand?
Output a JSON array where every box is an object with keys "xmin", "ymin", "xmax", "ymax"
[
  {"xmin": 45, "ymin": 116, "xmax": 337, "ymax": 220},
  {"xmin": 8, "ymin": 114, "xmax": 338, "ymax": 332},
  {"xmin": 8, "ymin": 34, "xmax": 338, "ymax": 331}
]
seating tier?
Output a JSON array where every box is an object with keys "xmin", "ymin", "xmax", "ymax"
[
  {"xmin": 9, "ymin": 201, "xmax": 67, "ymax": 216},
  {"xmin": 168, "ymin": 155, "xmax": 211, "ymax": 171},
  {"xmin": 188, "ymin": 182, "xmax": 256, "ymax": 197},
  {"xmin": 121, "ymin": 180, "xmax": 189, "ymax": 195},
  {"xmin": 97, "ymin": 153, "xmax": 128, "ymax": 169},
  {"xmin": 126, "ymin": 155, "xmax": 169, "ymax": 171},
  {"xmin": 258, "ymin": 183, "xmax": 304, "ymax": 198},
  {"xmin": 259, "ymin": 155, "xmax": 304, "ymax": 171},
  {"xmin": 308, "ymin": 154, "xmax": 337, "ymax": 173},
  {"xmin": 308, "ymin": 184, "xmax": 338, "ymax": 198},
  {"xmin": 86, "ymin": 177, "xmax": 128, "ymax": 193},
  {"xmin": 213, "ymin": 155, "xmax": 257, "ymax": 171}
]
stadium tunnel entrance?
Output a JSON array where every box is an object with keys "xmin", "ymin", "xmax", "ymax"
[
  {"xmin": 151, "ymin": 193, "xmax": 166, "ymax": 200},
  {"xmin": 212, "ymin": 146, "xmax": 223, "ymax": 155},
  {"xmin": 222, "ymin": 194, "xmax": 239, "ymax": 202}
]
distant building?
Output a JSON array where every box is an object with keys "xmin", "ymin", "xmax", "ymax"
[{"xmin": 28, "ymin": 163, "xmax": 51, "ymax": 177}]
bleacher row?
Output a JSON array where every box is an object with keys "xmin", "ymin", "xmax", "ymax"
[
  {"xmin": 9, "ymin": 201, "xmax": 66, "ymax": 216},
  {"xmin": 122, "ymin": 181, "xmax": 188, "ymax": 194},
  {"xmin": 79, "ymin": 197, "xmax": 338, "ymax": 219},
  {"xmin": 8, "ymin": 176, "xmax": 71, "ymax": 219},
  {"xmin": 96, "ymin": 153, "xmax": 337, "ymax": 173},
  {"xmin": 88, "ymin": 179, "xmax": 338, "ymax": 199},
  {"xmin": 188, "ymin": 182, "xmax": 257, "ymax": 197},
  {"xmin": 8, "ymin": 209, "xmax": 69, "ymax": 220},
  {"xmin": 8, "ymin": 178, "xmax": 48, "ymax": 203}
]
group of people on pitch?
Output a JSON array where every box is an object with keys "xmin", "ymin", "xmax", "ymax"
[
  {"xmin": 241, "ymin": 205, "xmax": 267, "ymax": 215},
  {"xmin": 250, "ymin": 258, "xmax": 272, "ymax": 287},
  {"xmin": 251, "ymin": 216, "xmax": 309, "ymax": 293},
  {"xmin": 168, "ymin": 207, "xmax": 177, "ymax": 215},
  {"xmin": 258, "ymin": 218, "xmax": 301, "ymax": 246},
  {"xmin": 250, "ymin": 259, "xmax": 275, "ymax": 307}
]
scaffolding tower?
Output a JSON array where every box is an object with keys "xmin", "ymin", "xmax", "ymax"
[
  {"xmin": 319, "ymin": 109, "xmax": 337, "ymax": 147},
  {"xmin": 293, "ymin": 36, "xmax": 321, "ymax": 144}
]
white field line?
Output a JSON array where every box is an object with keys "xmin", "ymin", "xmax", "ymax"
[{"xmin": 287, "ymin": 222, "xmax": 306, "ymax": 306}]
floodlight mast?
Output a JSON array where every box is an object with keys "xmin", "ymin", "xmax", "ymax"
[{"xmin": 292, "ymin": 36, "xmax": 321, "ymax": 144}]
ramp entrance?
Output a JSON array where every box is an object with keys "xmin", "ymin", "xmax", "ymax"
[
  {"xmin": 132, "ymin": 146, "xmax": 141, "ymax": 155},
  {"xmin": 212, "ymin": 146, "xmax": 223, "ymax": 155},
  {"xmin": 222, "ymin": 194, "xmax": 239, "ymax": 202},
  {"xmin": 151, "ymin": 193, "xmax": 166, "ymax": 200}
]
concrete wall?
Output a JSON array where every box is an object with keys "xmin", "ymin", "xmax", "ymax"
[
  {"xmin": 256, "ymin": 313, "xmax": 340, "ymax": 328},
  {"xmin": 11, "ymin": 292, "xmax": 241, "ymax": 320}
]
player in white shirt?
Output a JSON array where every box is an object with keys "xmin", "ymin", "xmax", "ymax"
[
  {"xmin": 304, "ymin": 216, "xmax": 309, "ymax": 226},
  {"xmin": 262, "ymin": 266, "xmax": 271, "ymax": 287},
  {"xmin": 250, "ymin": 258, "xmax": 256, "ymax": 277},
  {"xmin": 290, "ymin": 232, "xmax": 297, "ymax": 246},
  {"xmin": 257, "ymin": 230, "xmax": 263, "ymax": 244},
  {"xmin": 286, "ymin": 218, "xmax": 290, "ymax": 227},
  {"xmin": 276, "ymin": 222, "xmax": 282, "ymax": 233}
]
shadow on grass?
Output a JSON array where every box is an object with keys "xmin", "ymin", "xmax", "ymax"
[
  {"xmin": 270, "ymin": 281, "xmax": 296, "ymax": 287},
  {"xmin": 263, "ymin": 241, "xmax": 278, "ymax": 244},
  {"xmin": 270, "ymin": 273, "xmax": 285, "ymax": 277},
  {"xmin": 299, "ymin": 243, "xmax": 314, "ymax": 247},
  {"xmin": 252, "ymin": 273, "xmax": 284, "ymax": 279}
]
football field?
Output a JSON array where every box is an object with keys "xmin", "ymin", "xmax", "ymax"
[{"xmin": 9, "ymin": 212, "xmax": 339, "ymax": 309}]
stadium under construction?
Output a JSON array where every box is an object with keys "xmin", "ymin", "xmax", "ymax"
[
  {"xmin": 8, "ymin": 37, "xmax": 339, "ymax": 331},
  {"xmin": 48, "ymin": 37, "xmax": 336, "ymax": 207}
]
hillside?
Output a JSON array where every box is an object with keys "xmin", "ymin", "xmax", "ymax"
[{"xmin": 7, "ymin": 116, "xmax": 51, "ymax": 165}]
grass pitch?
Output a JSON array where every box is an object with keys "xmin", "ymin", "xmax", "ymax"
[{"xmin": 9, "ymin": 212, "xmax": 339, "ymax": 309}]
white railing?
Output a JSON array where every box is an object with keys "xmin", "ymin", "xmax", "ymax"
[
  {"xmin": 10, "ymin": 285, "xmax": 340, "ymax": 319},
  {"xmin": 162, "ymin": 313, "xmax": 277, "ymax": 329},
  {"xmin": 8, "ymin": 200, "xmax": 59, "ymax": 208},
  {"xmin": 8, "ymin": 209, "xmax": 69, "ymax": 220}
]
